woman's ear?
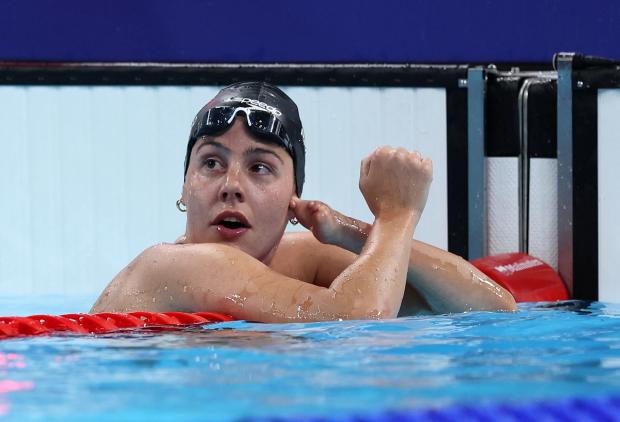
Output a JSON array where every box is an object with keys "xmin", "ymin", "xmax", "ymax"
[
  {"xmin": 289, "ymin": 195, "xmax": 299, "ymax": 207},
  {"xmin": 287, "ymin": 196, "xmax": 299, "ymax": 220}
]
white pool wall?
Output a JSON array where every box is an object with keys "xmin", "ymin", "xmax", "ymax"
[{"xmin": 598, "ymin": 89, "xmax": 620, "ymax": 303}]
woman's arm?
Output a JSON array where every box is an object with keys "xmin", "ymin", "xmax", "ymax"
[
  {"xmin": 91, "ymin": 147, "xmax": 433, "ymax": 322},
  {"xmin": 290, "ymin": 200, "xmax": 517, "ymax": 314}
]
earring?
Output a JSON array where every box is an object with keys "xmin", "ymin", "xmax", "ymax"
[
  {"xmin": 289, "ymin": 217, "xmax": 299, "ymax": 225},
  {"xmin": 176, "ymin": 198, "xmax": 187, "ymax": 212}
]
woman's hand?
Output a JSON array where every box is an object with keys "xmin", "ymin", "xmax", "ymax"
[
  {"xmin": 359, "ymin": 146, "xmax": 433, "ymax": 221},
  {"xmin": 289, "ymin": 198, "xmax": 347, "ymax": 245}
]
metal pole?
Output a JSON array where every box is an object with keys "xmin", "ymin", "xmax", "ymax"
[
  {"xmin": 555, "ymin": 52, "xmax": 575, "ymax": 295},
  {"xmin": 467, "ymin": 68, "xmax": 487, "ymax": 259},
  {"xmin": 518, "ymin": 79, "xmax": 533, "ymax": 254}
]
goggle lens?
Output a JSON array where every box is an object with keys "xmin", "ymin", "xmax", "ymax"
[{"xmin": 195, "ymin": 106, "xmax": 290, "ymax": 149}]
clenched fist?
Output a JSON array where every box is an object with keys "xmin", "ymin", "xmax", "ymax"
[{"xmin": 359, "ymin": 146, "xmax": 433, "ymax": 220}]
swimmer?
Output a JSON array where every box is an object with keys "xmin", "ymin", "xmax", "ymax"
[{"xmin": 91, "ymin": 82, "xmax": 516, "ymax": 322}]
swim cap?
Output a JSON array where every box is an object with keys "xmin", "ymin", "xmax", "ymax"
[{"xmin": 184, "ymin": 82, "xmax": 306, "ymax": 196}]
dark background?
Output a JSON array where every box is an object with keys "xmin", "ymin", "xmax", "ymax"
[{"xmin": 1, "ymin": 0, "xmax": 618, "ymax": 63}]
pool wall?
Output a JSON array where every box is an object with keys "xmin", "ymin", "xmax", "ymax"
[{"xmin": 597, "ymin": 90, "xmax": 620, "ymax": 303}]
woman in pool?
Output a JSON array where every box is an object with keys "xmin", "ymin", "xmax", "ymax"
[{"xmin": 91, "ymin": 82, "xmax": 516, "ymax": 321}]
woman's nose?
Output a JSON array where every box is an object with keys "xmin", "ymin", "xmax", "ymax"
[{"xmin": 219, "ymin": 165, "xmax": 245, "ymax": 202}]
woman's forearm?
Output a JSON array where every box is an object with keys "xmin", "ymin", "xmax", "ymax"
[
  {"xmin": 327, "ymin": 214, "xmax": 416, "ymax": 319},
  {"xmin": 401, "ymin": 241, "xmax": 516, "ymax": 313},
  {"xmin": 328, "ymin": 212, "xmax": 517, "ymax": 313}
]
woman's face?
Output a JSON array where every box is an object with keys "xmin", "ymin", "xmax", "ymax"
[{"xmin": 182, "ymin": 116, "xmax": 296, "ymax": 263}]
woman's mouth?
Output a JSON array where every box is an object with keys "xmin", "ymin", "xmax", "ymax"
[
  {"xmin": 219, "ymin": 217, "xmax": 247, "ymax": 230},
  {"xmin": 213, "ymin": 214, "xmax": 251, "ymax": 240}
]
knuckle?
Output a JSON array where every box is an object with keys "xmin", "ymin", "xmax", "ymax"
[
  {"xmin": 387, "ymin": 148, "xmax": 400, "ymax": 158},
  {"xmin": 408, "ymin": 150, "xmax": 421, "ymax": 160},
  {"xmin": 376, "ymin": 145, "xmax": 393, "ymax": 157}
]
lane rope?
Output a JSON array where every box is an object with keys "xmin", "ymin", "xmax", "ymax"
[{"xmin": 0, "ymin": 311, "xmax": 235, "ymax": 339}]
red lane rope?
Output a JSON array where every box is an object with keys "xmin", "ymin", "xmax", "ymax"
[{"xmin": 0, "ymin": 311, "xmax": 235, "ymax": 339}]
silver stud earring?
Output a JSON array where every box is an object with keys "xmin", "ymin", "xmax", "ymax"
[
  {"xmin": 289, "ymin": 217, "xmax": 299, "ymax": 225},
  {"xmin": 176, "ymin": 198, "xmax": 187, "ymax": 212}
]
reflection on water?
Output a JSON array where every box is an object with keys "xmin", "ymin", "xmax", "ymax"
[
  {"xmin": 0, "ymin": 353, "xmax": 34, "ymax": 417},
  {"xmin": 98, "ymin": 325, "xmax": 310, "ymax": 349},
  {"xmin": 533, "ymin": 299, "xmax": 598, "ymax": 314},
  {"xmin": 0, "ymin": 301, "xmax": 619, "ymax": 421}
]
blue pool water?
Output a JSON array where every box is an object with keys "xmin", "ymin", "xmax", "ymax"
[{"xmin": 1, "ymin": 299, "xmax": 620, "ymax": 421}]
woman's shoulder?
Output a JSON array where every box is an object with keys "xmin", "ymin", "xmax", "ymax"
[
  {"xmin": 133, "ymin": 242, "xmax": 243, "ymax": 274},
  {"xmin": 272, "ymin": 232, "xmax": 355, "ymax": 286},
  {"xmin": 277, "ymin": 231, "xmax": 323, "ymax": 255},
  {"xmin": 270, "ymin": 232, "xmax": 323, "ymax": 282},
  {"xmin": 92, "ymin": 241, "xmax": 267, "ymax": 314}
]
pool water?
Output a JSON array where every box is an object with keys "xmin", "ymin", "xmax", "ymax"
[{"xmin": 1, "ymin": 299, "xmax": 620, "ymax": 421}]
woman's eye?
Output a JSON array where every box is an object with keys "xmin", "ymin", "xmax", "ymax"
[
  {"xmin": 251, "ymin": 163, "xmax": 272, "ymax": 174},
  {"xmin": 203, "ymin": 158, "xmax": 221, "ymax": 169}
]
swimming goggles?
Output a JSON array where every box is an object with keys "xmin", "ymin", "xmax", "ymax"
[{"xmin": 192, "ymin": 105, "xmax": 292, "ymax": 150}]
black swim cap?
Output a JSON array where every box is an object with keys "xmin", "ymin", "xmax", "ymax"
[{"xmin": 184, "ymin": 82, "xmax": 306, "ymax": 196}]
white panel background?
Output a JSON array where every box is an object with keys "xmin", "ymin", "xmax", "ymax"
[
  {"xmin": 0, "ymin": 86, "xmax": 447, "ymax": 301},
  {"xmin": 528, "ymin": 158, "xmax": 558, "ymax": 270},
  {"xmin": 487, "ymin": 157, "xmax": 519, "ymax": 255},
  {"xmin": 486, "ymin": 157, "xmax": 558, "ymax": 269},
  {"xmin": 598, "ymin": 89, "xmax": 620, "ymax": 303}
]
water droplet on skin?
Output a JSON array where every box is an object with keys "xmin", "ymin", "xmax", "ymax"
[{"xmin": 226, "ymin": 294, "xmax": 246, "ymax": 307}]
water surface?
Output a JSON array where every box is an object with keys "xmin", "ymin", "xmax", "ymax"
[{"xmin": 0, "ymin": 299, "xmax": 619, "ymax": 421}]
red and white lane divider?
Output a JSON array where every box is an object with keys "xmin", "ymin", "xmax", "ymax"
[{"xmin": 0, "ymin": 311, "xmax": 235, "ymax": 339}]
